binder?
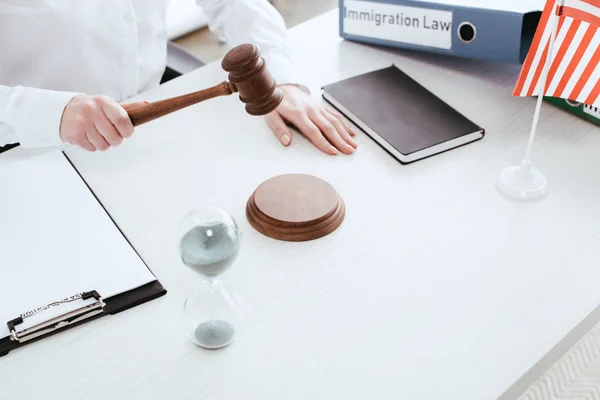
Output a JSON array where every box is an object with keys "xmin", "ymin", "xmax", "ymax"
[
  {"xmin": 0, "ymin": 151, "xmax": 166, "ymax": 357},
  {"xmin": 339, "ymin": 0, "xmax": 544, "ymax": 64}
]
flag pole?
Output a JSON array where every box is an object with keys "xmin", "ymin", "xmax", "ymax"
[
  {"xmin": 496, "ymin": 0, "xmax": 564, "ymax": 201},
  {"xmin": 523, "ymin": 0, "xmax": 563, "ymax": 162}
]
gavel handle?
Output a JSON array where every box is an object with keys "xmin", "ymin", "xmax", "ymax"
[{"xmin": 127, "ymin": 81, "xmax": 235, "ymax": 126}]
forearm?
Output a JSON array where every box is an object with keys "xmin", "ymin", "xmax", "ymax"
[
  {"xmin": 197, "ymin": 0, "xmax": 303, "ymax": 88},
  {"xmin": 0, "ymin": 85, "xmax": 79, "ymax": 148}
]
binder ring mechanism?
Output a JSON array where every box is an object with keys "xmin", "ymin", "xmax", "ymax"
[
  {"xmin": 7, "ymin": 291, "xmax": 105, "ymax": 343},
  {"xmin": 458, "ymin": 22, "xmax": 476, "ymax": 43}
]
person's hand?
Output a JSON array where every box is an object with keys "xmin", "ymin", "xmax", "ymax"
[
  {"xmin": 265, "ymin": 84, "xmax": 357, "ymax": 155},
  {"xmin": 59, "ymin": 94, "xmax": 147, "ymax": 151}
]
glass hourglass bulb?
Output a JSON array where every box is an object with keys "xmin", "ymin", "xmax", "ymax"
[{"xmin": 177, "ymin": 206, "xmax": 242, "ymax": 349}]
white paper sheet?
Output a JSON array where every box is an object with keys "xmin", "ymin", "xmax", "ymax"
[{"xmin": 0, "ymin": 151, "xmax": 156, "ymax": 339}]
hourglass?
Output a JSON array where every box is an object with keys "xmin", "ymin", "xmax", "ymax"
[{"xmin": 177, "ymin": 206, "xmax": 242, "ymax": 349}]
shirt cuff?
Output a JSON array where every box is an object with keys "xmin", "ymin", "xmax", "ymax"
[
  {"xmin": 12, "ymin": 88, "xmax": 80, "ymax": 148},
  {"xmin": 262, "ymin": 52, "xmax": 310, "ymax": 95}
]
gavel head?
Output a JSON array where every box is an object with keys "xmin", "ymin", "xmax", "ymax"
[{"xmin": 221, "ymin": 44, "xmax": 284, "ymax": 116}]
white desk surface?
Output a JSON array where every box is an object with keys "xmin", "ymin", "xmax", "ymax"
[{"xmin": 2, "ymin": 9, "xmax": 600, "ymax": 400}]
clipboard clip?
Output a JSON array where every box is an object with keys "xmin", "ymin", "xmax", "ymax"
[{"xmin": 6, "ymin": 290, "xmax": 105, "ymax": 343}]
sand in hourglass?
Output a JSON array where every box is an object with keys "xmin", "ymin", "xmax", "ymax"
[
  {"xmin": 179, "ymin": 222, "xmax": 239, "ymax": 277},
  {"xmin": 179, "ymin": 222, "xmax": 240, "ymax": 348},
  {"xmin": 192, "ymin": 320, "xmax": 236, "ymax": 349}
]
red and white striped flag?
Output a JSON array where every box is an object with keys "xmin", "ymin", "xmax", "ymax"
[{"xmin": 513, "ymin": 0, "xmax": 600, "ymax": 107}]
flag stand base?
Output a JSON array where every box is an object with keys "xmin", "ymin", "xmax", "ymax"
[{"xmin": 496, "ymin": 159, "xmax": 548, "ymax": 201}]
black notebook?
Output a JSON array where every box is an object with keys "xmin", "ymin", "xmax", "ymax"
[{"xmin": 321, "ymin": 65, "xmax": 484, "ymax": 164}]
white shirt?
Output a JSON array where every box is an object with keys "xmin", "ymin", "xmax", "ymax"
[{"xmin": 0, "ymin": 0, "xmax": 299, "ymax": 148}]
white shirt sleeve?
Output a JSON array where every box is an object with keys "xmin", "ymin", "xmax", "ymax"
[
  {"xmin": 196, "ymin": 0, "xmax": 308, "ymax": 92},
  {"xmin": 0, "ymin": 85, "xmax": 79, "ymax": 148}
]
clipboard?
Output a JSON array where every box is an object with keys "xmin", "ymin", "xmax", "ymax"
[
  {"xmin": 0, "ymin": 143, "xmax": 19, "ymax": 154},
  {"xmin": 0, "ymin": 151, "xmax": 167, "ymax": 357},
  {"xmin": 1, "ymin": 281, "xmax": 165, "ymax": 356}
]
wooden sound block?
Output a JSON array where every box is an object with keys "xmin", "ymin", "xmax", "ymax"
[{"xmin": 246, "ymin": 174, "xmax": 345, "ymax": 242}]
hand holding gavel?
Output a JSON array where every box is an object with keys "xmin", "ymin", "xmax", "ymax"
[
  {"xmin": 126, "ymin": 43, "xmax": 284, "ymax": 126},
  {"xmin": 59, "ymin": 43, "xmax": 284, "ymax": 151},
  {"xmin": 60, "ymin": 42, "xmax": 355, "ymax": 154}
]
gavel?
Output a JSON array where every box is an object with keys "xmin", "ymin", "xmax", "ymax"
[{"xmin": 126, "ymin": 43, "xmax": 284, "ymax": 126}]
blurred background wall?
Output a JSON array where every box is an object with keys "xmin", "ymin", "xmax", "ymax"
[{"xmin": 168, "ymin": 0, "xmax": 338, "ymax": 63}]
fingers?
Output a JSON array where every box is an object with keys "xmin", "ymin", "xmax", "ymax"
[
  {"xmin": 60, "ymin": 95, "xmax": 140, "ymax": 152},
  {"xmin": 272, "ymin": 103, "xmax": 356, "ymax": 156},
  {"xmin": 72, "ymin": 130, "xmax": 96, "ymax": 152},
  {"xmin": 94, "ymin": 109, "xmax": 123, "ymax": 147},
  {"xmin": 83, "ymin": 116, "xmax": 110, "ymax": 151},
  {"xmin": 265, "ymin": 112, "xmax": 291, "ymax": 146},
  {"xmin": 308, "ymin": 109, "xmax": 355, "ymax": 155},
  {"xmin": 321, "ymin": 109, "xmax": 357, "ymax": 149},
  {"xmin": 325, "ymin": 106, "xmax": 356, "ymax": 137},
  {"xmin": 97, "ymin": 96, "xmax": 135, "ymax": 139},
  {"xmin": 294, "ymin": 114, "xmax": 339, "ymax": 155}
]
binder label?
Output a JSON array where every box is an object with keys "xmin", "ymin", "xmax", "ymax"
[{"xmin": 342, "ymin": 0, "xmax": 453, "ymax": 49}]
